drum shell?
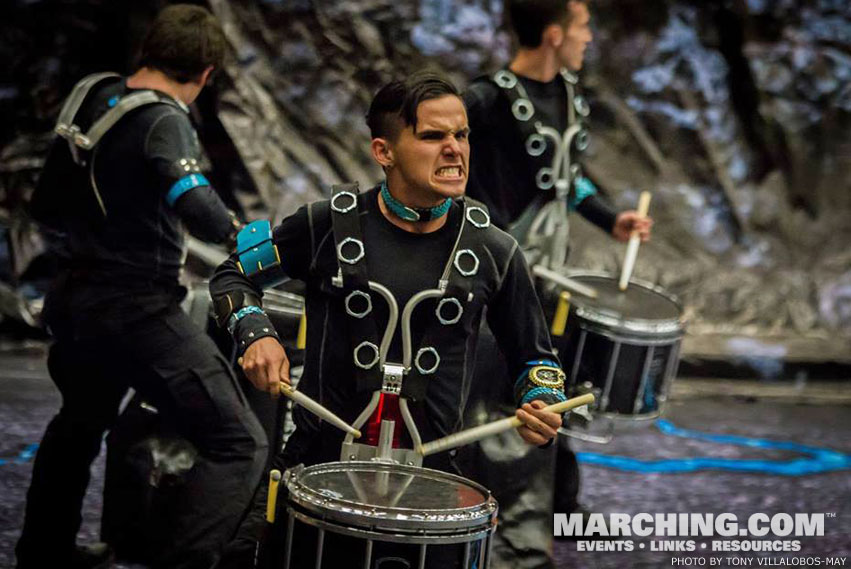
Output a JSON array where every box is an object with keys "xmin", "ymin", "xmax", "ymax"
[{"xmin": 543, "ymin": 272, "xmax": 686, "ymax": 418}]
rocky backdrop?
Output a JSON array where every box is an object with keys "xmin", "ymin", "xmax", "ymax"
[{"xmin": 1, "ymin": 0, "xmax": 849, "ymax": 369}]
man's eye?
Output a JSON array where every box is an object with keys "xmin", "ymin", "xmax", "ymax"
[{"xmin": 456, "ymin": 132, "xmax": 469, "ymax": 140}]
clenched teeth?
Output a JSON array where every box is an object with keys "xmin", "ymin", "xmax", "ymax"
[{"xmin": 436, "ymin": 166, "xmax": 462, "ymax": 177}]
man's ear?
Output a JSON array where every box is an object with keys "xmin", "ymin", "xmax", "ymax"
[
  {"xmin": 543, "ymin": 23, "xmax": 564, "ymax": 48},
  {"xmin": 371, "ymin": 138, "xmax": 394, "ymax": 168},
  {"xmin": 199, "ymin": 65, "xmax": 215, "ymax": 87}
]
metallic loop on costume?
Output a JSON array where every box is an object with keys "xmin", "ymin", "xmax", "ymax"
[
  {"xmin": 465, "ymin": 206, "xmax": 490, "ymax": 229},
  {"xmin": 526, "ymin": 133, "xmax": 547, "ymax": 157},
  {"xmin": 575, "ymin": 129, "xmax": 590, "ymax": 152},
  {"xmin": 529, "ymin": 365, "xmax": 567, "ymax": 389},
  {"xmin": 494, "ymin": 69, "xmax": 518, "ymax": 89},
  {"xmin": 454, "ymin": 249, "xmax": 480, "ymax": 277},
  {"xmin": 435, "ymin": 298, "xmax": 464, "ymax": 325},
  {"xmin": 330, "ymin": 190, "xmax": 358, "ymax": 214},
  {"xmin": 574, "ymin": 95, "xmax": 590, "ymax": 117},
  {"xmin": 536, "ymin": 168, "xmax": 555, "ymax": 190},
  {"xmin": 560, "ymin": 68, "xmax": 579, "ymax": 85},
  {"xmin": 345, "ymin": 290, "xmax": 372, "ymax": 319},
  {"xmin": 353, "ymin": 341, "xmax": 380, "ymax": 370},
  {"xmin": 414, "ymin": 347, "xmax": 440, "ymax": 375},
  {"xmin": 512, "ymin": 99, "xmax": 534, "ymax": 122},
  {"xmin": 570, "ymin": 164, "xmax": 582, "ymax": 180},
  {"xmin": 337, "ymin": 237, "xmax": 365, "ymax": 265}
]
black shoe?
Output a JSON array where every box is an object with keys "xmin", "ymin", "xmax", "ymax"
[{"xmin": 17, "ymin": 543, "xmax": 114, "ymax": 569}]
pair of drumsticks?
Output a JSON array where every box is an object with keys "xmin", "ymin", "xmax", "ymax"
[{"xmin": 273, "ymin": 382, "xmax": 594, "ymax": 458}]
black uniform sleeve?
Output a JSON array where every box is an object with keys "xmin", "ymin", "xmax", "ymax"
[
  {"xmin": 209, "ymin": 206, "xmax": 313, "ymax": 354},
  {"xmin": 145, "ymin": 110, "xmax": 238, "ymax": 244},
  {"xmin": 575, "ymin": 193, "xmax": 618, "ymax": 235},
  {"xmin": 485, "ymin": 242, "xmax": 565, "ymax": 407}
]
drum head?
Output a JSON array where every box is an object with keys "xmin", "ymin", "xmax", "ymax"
[
  {"xmin": 567, "ymin": 272, "xmax": 684, "ymax": 336},
  {"xmin": 286, "ymin": 462, "xmax": 497, "ymax": 534}
]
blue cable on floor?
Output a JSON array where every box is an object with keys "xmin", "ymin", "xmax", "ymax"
[{"xmin": 576, "ymin": 419, "xmax": 851, "ymax": 476}]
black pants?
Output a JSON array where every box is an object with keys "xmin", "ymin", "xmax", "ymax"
[{"xmin": 16, "ymin": 305, "xmax": 269, "ymax": 569}]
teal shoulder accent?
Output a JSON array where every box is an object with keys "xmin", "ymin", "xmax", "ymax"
[
  {"xmin": 236, "ymin": 220, "xmax": 286, "ymax": 288},
  {"xmin": 569, "ymin": 176, "xmax": 597, "ymax": 211}
]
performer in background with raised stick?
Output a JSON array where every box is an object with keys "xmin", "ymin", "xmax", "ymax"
[
  {"xmin": 212, "ymin": 71, "xmax": 569, "ymax": 568},
  {"xmin": 461, "ymin": 1, "xmax": 653, "ymax": 567}
]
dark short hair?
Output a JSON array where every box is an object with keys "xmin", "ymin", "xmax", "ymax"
[
  {"xmin": 366, "ymin": 71, "xmax": 461, "ymax": 140},
  {"xmin": 507, "ymin": 0, "xmax": 587, "ymax": 48},
  {"xmin": 138, "ymin": 4, "xmax": 227, "ymax": 83}
]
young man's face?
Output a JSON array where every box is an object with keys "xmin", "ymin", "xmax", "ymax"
[
  {"xmin": 558, "ymin": 1, "xmax": 593, "ymax": 71},
  {"xmin": 388, "ymin": 95, "xmax": 470, "ymax": 205}
]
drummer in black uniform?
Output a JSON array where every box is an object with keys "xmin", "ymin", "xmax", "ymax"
[
  {"xmin": 462, "ymin": 1, "xmax": 652, "ymax": 566},
  {"xmin": 211, "ymin": 71, "xmax": 567, "ymax": 568}
]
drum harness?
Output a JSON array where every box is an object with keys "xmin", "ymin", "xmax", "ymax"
[
  {"xmin": 329, "ymin": 183, "xmax": 493, "ymax": 467},
  {"xmin": 490, "ymin": 67, "xmax": 593, "ymax": 271},
  {"xmin": 53, "ymin": 72, "xmax": 189, "ymax": 217}
]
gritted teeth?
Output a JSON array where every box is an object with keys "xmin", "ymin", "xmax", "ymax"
[{"xmin": 436, "ymin": 166, "xmax": 462, "ymax": 177}]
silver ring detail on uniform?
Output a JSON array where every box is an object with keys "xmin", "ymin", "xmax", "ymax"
[
  {"xmin": 526, "ymin": 133, "xmax": 547, "ymax": 157},
  {"xmin": 574, "ymin": 95, "xmax": 590, "ymax": 117},
  {"xmin": 337, "ymin": 237, "xmax": 365, "ymax": 265},
  {"xmin": 575, "ymin": 129, "xmax": 590, "ymax": 152},
  {"xmin": 353, "ymin": 341, "xmax": 380, "ymax": 370},
  {"xmin": 536, "ymin": 168, "xmax": 554, "ymax": 190},
  {"xmin": 465, "ymin": 206, "xmax": 490, "ymax": 229},
  {"xmin": 494, "ymin": 70, "xmax": 517, "ymax": 89},
  {"xmin": 345, "ymin": 290, "xmax": 372, "ymax": 319},
  {"xmin": 415, "ymin": 347, "xmax": 440, "ymax": 375},
  {"xmin": 512, "ymin": 99, "xmax": 534, "ymax": 122},
  {"xmin": 570, "ymin": 164, "xmax": 582, "ymax": 180},
  {"xmin": 436, "ymin": 298, "xmax": 464, "ymax": 325},
  {"xmin": 330, "ymin": 191, "xmax": 358, "ymax": 214},
  {"xmin": 454, "ymin": 249, "xmax": 480, "ymax": 277}
]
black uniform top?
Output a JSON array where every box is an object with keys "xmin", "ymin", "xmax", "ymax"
[
  {"xmin": 464, "ymin": 73, "xmax": 618, "ymax": 233},
  {"xmin": 209, "ymin": 186, "xmax": 560, "ymax": 468},
  {"xmin": 36, "ymin": 77, "xmax": 235, "ymax": 337}
]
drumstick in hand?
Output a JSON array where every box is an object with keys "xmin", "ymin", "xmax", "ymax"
[
  {"xmin": 618, "ymin": 191, "xmax": 652, "ymax": 291},
  {"xmin": 279, "ymin": 383, "xmax": 362, "ymax": 439},
  {"xmin": 238, "ymin": 356, "xmax": 362, "ymax": 439},
  {"xmin": 417, "ymin": 393, "xmax": 595, "ymax": 457}
]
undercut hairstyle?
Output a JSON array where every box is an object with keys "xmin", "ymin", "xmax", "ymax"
[
  {"xmin": 507, "ymin": 0, "xmax": 587, "ymax": 48},
  {"xmin": 366, "ymin": 70, "xmax": 461, "ymax": 140},
  {"xmin": 138, "ymin": 4, "xmax": 227, "ymax": 83}
]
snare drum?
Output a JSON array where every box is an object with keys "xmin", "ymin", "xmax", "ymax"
[
  {"xmin": 283, "ymin": 461, "xmax": 497, "ymax": 569},
  {"xmin": 551, "ymin": 272, "xmax": 686, "ymax": 418}
]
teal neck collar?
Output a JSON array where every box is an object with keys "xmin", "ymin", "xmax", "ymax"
[{"xmin": 380, "ymin": 180, "xmax": 452, "ymax": 222}]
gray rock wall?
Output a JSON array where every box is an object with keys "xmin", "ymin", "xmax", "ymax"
[{"xmin": 0, "ymin": 0, "xmax": 849, "ymax": 350}]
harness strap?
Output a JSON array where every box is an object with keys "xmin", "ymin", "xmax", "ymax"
[
  {"xmin": 401, "ymin": 197, "xmax": 490, "ymax": 401},
  {"xmin": 329, "ymin": 183, "xmax": 384, "ymax": 393}
]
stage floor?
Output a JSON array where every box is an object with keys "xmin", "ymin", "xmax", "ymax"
[{"xmin": 1, "ymin": 346, "xmax": 848, "ymax": 569}]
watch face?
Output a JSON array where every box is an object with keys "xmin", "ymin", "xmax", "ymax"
[{"xmin": 532, "ymin": 366, "xmax": 566, "ymax": 388}]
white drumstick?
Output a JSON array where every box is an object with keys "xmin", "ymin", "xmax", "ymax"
[
  {"xmin": 618, "ymin": 191, "xmax": 652, "ymax": 291},
  {"xmin": 417, "ymin": 393, "xmax": 595, "ymax": 457},
  {"xmin": 239, "ymin": 355, "xmax": 362, "ymax": 439},
  {"xmin": 532, "ymin": 265, "xmax": 598, "ymax": 299},
  {"xmin": 280, "ymin": 383, "xmax": 362, "ymax": 439}
]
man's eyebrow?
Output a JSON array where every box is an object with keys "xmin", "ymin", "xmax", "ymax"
[{"xmin": 416, "ymin": 126, "xmax": 470, "ymax": 137}]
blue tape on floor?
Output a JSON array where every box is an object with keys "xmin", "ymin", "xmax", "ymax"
[
  {"xmin": 576, "ymin": 420, "xmax": 851, "ymax": 476},
  {"xmin": 0, "ymin": 444, "xmax": 39, "ymax": 466}
]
